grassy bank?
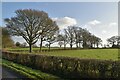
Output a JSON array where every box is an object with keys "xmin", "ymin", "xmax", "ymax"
[{"xmin": 2, "ymin": 59, "xmax": 61, "ymax": 80}]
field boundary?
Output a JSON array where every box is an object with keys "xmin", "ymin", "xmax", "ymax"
[{"xmin": 2, "ymin": 51, "xmax": 120, "ymax": 79}]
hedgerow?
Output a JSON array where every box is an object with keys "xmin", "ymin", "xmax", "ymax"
[{"xmin": 2, "ymin": 51, "xmax": 120, "ymax": 79}]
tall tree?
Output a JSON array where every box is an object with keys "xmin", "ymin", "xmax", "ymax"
[
  {"xmin": 58, "ymin": 41, "xmax": 64, "ymax": 48},
  {"xmin": 116, "ymin": 36, "xmax": 120, "ymax": 46},
  {"xmin": 107, "ymin": 36, "xmax": 117, "ymax": 47},
  {"xmin": 45, "ymin": 31, "xmax": 59, "ymax": 51},
  {"xmin": 4, "ymin": 9, "xmax": 53, "ymax": 53},
  {"xmin": 39, "ymin": 19, "xmax": 59, "ymax": 52},
  {"xmin": 94, "ymin": 36, "xmax": 102, "ymax": 48},
  {"xmin": 72, "ymin": 26, "xmax": 79, "ymax": 48},
  {"xmin": 57, "ymin": 34, "xmax": 68, "ymax": 49},
  {"xmin": 64, "ymin": 26, "xmax": 75, "ymax": 49},
  {"xmin": 89, "ymin": 35, "xmax": 96, "ymax": 48},
  {"xmin": 77, "ymin": 27, "xmax": 83, "ymax": 48},
  {"xmin": 81, "ymin": 29, "xmax": 91, "ymax": 48}
]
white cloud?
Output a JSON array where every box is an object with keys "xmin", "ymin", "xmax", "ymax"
[
  {"xmin": 102, "ymin": 30, "xmax": 107, "ymax": 34},
  {"xmin": 52, "ymin": 17, "xmax": 77, "ymax": 29},
  {"xmin": 88, "ymin": 20, "xmax": 101, "ymax": 26},
  {"xmin": 109, "ymin": 22, "xmax": 117, "ymax": 27}
]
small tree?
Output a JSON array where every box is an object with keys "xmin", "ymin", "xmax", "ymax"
[
  {"xmin": 15, "ymin": 42, "xmax": 20, "ymax": 47},
  {"xmin": 39, "ymin": 19, "xmax": 59, "ymax": 52},
  {"xmin": 107, "ymin": 36, "xmax": 117, "ymax": 47},
  {"xmin": 46, "ymin": 35, "xmax": 56, "ymax": 51},
  {"xmin": 45, "ymin": 31, "xmax": 59, "ymax": 51},
  {"xmin": 64, "ymin": 26, "xmax": 75, "ymax": 49},
  {"xmin": 58, "ymin": 41, "xmax": 64, "ymax": 48},
  {"xmin": 45, "ymin": 43, "xmax": 49, "ymax": 48},
  {"xmin": 21, "ymin": 42, "xmax": 27, "ymax": 48},
  {"xmin": 57, "ymin": 34, "xmax": 68, "ymax": 49}
]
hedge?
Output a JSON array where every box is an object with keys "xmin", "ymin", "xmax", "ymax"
[{"xmin": 2, "ymin": 51, "xmax": 120, "ymax": 79}]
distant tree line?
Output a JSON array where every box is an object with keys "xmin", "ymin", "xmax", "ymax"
[
  {"xmin": 57, "ymin": 26, "xmax": 102, "ymax": 49},
  {"xmin": 107, "ymin": 36, "xmax": 120, "ymax": 48}
]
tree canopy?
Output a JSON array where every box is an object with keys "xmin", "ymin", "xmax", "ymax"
[{"xmin": 4, "ymin": 9, "xmax": 59, "ymax": 52}]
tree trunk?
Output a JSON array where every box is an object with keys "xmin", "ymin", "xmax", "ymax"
[
  {"xmin": 76, "ymin": 43, "xmax": 78, "ymax": 48},
  {"xmin": 60, "ymin": 45, "xmax": 61, "ymax": 48},
  {"xmin": 39, "ymin": 38, "xmax": 43, "ymax": 52},
  {"xmin": 93, "ymin": 43, "xmax": 95, "ymax": 48},
  {"xmin": 75, "ymin": 37, "xmax": 78, "ymax": 48},
  {"xmin": 79, "ymin": 42, "xmax": 81, "ymax": 48},
  {"xmin": 97, "ymin": 43, "xmax": 99, "ymax": 48},
  {"xmin": 70, "ymin": 39, "xmax": 73, "ymax": 49},
  {"xmin": 48, "ymin": 42, "xmax": 51, "ymax": 51},
  {"xmin": 64, "ymin": 44, "xmax": 66, "ymax": 49},
  {"xmin": 70, "ymin": 43, "xmax": 72, "ymax": 49},
  {"xmin": 64, "ymin": 41, "xmax": 66, "ymax": 49},
  {"xmin": 29, "ymin": 43, "xmax": 32, "ymax": 53},
  {"xmin": 112, "ymin": 42, "xmax": 115, "ymax": 47},
  {"xmin": 90, "ymin": 43, "xmax": 93, "ymax": 48}
]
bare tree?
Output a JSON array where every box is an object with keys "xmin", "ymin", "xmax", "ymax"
[
  {"xmin": 4, "ymin": 9, "xmax": 54, "ymax": 53},
  {"xmin": 81, "ymin": 29, "xmax": 91, "ymax": 48},
  {"xmin": 44, "ymin": 25, "xmax": 59, "ymax": 51},
  {"xmin": 57, "ymin": 34, "xmax": 68, "ymax": 49},
  {"xmin": 45, "ymin": 32, "xmax": 58, "ymax": 51},
  {"xmin": 107, "ymin": 36, "xmax": 117, "ymax": 47},
  {"xmin": 107, "ymin": 36, "xmax": 120, "ymax": 48},
  {"xmin": 116, "ymin": 36, "xmax": 120, "ymax": 46},
  {"xmin": 39, "ymin": 19, "xmax": 59, "ymax": 52},
  {"xmin": 58, "ymin": 41, "xmax": 64, "ymax": 48},
  {"xmin": 95, "ymin": 37, "xmax": 102, "ymax": 48},
  {"xmin": 64, "ymin": 26, "xmax": 75, "ymax": 49},
  {"xmin": 72, "ymin": 26, "xmax": 79, "ymax": 48},
  {"xmin": 76, "ymin": 27, "xmax": 83, "ymax": 48}
]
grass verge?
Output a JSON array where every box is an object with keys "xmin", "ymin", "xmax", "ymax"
[{"xmin": 2, "ymin": 59, "xmax": 61, "ymax": 80}]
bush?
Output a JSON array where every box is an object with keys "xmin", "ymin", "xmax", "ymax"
[{"xmin": 2, "ymin": 51, "xmax": 120, "ymax": 79}]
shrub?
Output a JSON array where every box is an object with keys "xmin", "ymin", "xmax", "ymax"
[{"xmin": 2, "ymin": 51, "xmax": 120, "ymax": 79}]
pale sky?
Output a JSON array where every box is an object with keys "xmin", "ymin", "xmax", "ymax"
[
  {"xmin": 1, "ymin": 0, "xmax": 119, "ymax": 2},
  {"xmin": 1, "ymin": 2, "xmax": 118, "ymax": 47}
]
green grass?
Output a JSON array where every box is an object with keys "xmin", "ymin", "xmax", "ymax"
[
  {"xmin": 37, "ymin": 49, "xmax": 118, "ymax": 61},
  {"xmin": 5, "ymin": 48, "xmax": 119, "ymax": 61},
  {"xmin": 5, "ymin": 47, "xmax": 60, "ymax": 51},
  {"xmin": 2, "ymin": 59, "xmax": 61, "ymax": 80}
]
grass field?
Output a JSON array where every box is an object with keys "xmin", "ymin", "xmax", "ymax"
[
  {"xmin": 6, "ymin": 47, "xmax": 60, "ymax": 51},
  {"xmin": 5, "ymin": 48, "xmax": 119, "ymax": 61},
  {"xmin": 41, "ymin": 49, "xmax": 118, "ymax": 60}
]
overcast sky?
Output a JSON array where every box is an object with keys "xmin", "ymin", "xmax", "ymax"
[{"xmin": 2, "ymin": 2, "xmax": 118, "ymax": 46}]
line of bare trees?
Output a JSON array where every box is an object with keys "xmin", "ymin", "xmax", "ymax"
[
  {"xmin": 57, "ymin": 26, "xmax": 102, "ymax": 49},
  {"xmin": 4, "ymin": 9, "xmax": 102, "ymax": 53},
  {"xmin": 107, "ymin": 36, "xmax": 120, "ymax": 48}
]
